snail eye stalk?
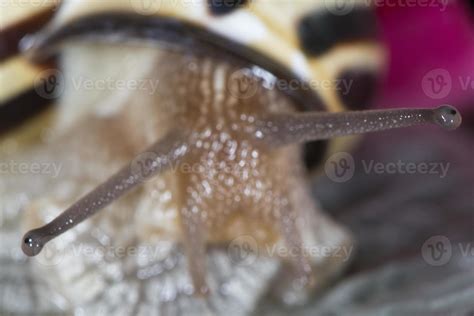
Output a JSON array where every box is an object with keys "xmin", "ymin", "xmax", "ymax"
[
  {"xmin": 21, "ymin": 104, "xmax": 462, "ymax": 257},
  {"xmin": 22, "ymin": 129, "xmax": 189, "ymax": 256},
  {"xmin": 253, "ymin": 105, "xmax": 462, "ymax": 147}
]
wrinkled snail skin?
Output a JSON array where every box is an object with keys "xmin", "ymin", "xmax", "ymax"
[
  {"xmin": 20, "ymin": 43, "xmax": 321, "ymax": 294},
  {"xmin": 13, "ymin": 1, "xmax": 461, "ymax": 307}
]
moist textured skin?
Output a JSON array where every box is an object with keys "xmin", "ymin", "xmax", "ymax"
[
  {"xmin": 130, "ymin": 50, "xmax": 314, "ymax": 293},
  {"xmin": 20, "ymin": 42, "xmax": 462, "ymax": 296},
  {"xmin": 21, "ymin": 45, "xmax": 321, "ymax": 296}
]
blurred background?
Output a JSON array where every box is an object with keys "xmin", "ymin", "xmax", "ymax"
[{"xmin": 304, "ymin": 1, "xmax": 474, "ymax": 314}]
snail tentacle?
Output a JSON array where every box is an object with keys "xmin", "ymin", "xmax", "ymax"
[
  {"xmin": 22, "ymin": 129, "xmax": 190, "ymax": 257},
  {"xmin": 179, "ymin": 203, "xmax": 209, "ymax": 296},
  {"xmin": 253, "ymin": 105, "xmax": 462, "ymax": 147},
  {"xmin": 278, "ymin": 200, "xmax": 314, "ymax": 288}
]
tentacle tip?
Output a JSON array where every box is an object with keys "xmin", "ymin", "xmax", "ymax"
[
  {"xmin": 19, "ymin": 32, "xmax": 50, "ymax": 63},
  {"xmin": 193, "ymin": 284, "xmax": 210, "ymax": 297},
  {"xmin": 21, "ymin": 230, "xmax": 45, "ymax": 257},
  {"xmin": 19, "ymin": 35, "xmax": 41, "ymax": 62},
  {"xmin": 433, "ymin": 105, "xmax": 462, "ymax": 130},
  {"xmin": 19, "ymin": 35, "xmax": 36, "ymax": 54}
]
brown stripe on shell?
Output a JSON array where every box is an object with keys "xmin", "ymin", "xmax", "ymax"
[
  {"xmin": 207, "ymin": 0, "xmax": 248, "ymax": 15},
  {"xmin": 298, "ymin": 7, "xmax": 378, "ymax": 56},
  {"xmin": 24, "ymin": 12, "xmax": 330, "ymax": 169},
  {"xmin": 25, "ymin": 12, "xmax": 326, "ymax": 113},
  {"xmin": 0, "ymin": 88, "xmax": 54, "ymax": 135},
  {"xmin": 337, "ymin": 68, "xmax": 380, "ymax": 110},
  {"xmin": 467, "ymin": 0, "xmax": 474, "ymax": 13},
  {"xmin": 0, "ymin": 7, "xmax": 57, "ymax": 61},
  {"xmin": 303, "ymin": 141, "xmax": 328, "ymax": 171},
  {"xmin": 0, "ymin": 59, "xmax": 58, "ymax": 135}
]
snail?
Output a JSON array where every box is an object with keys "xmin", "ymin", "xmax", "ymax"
[{"xmin": 1, "ymin": 0, "xmax": 462, "ymax": 313}]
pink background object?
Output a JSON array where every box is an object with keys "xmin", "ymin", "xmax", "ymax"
[{"xmin": 375, "ymin": 0, "xmax": 474, "ymax": 115}]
